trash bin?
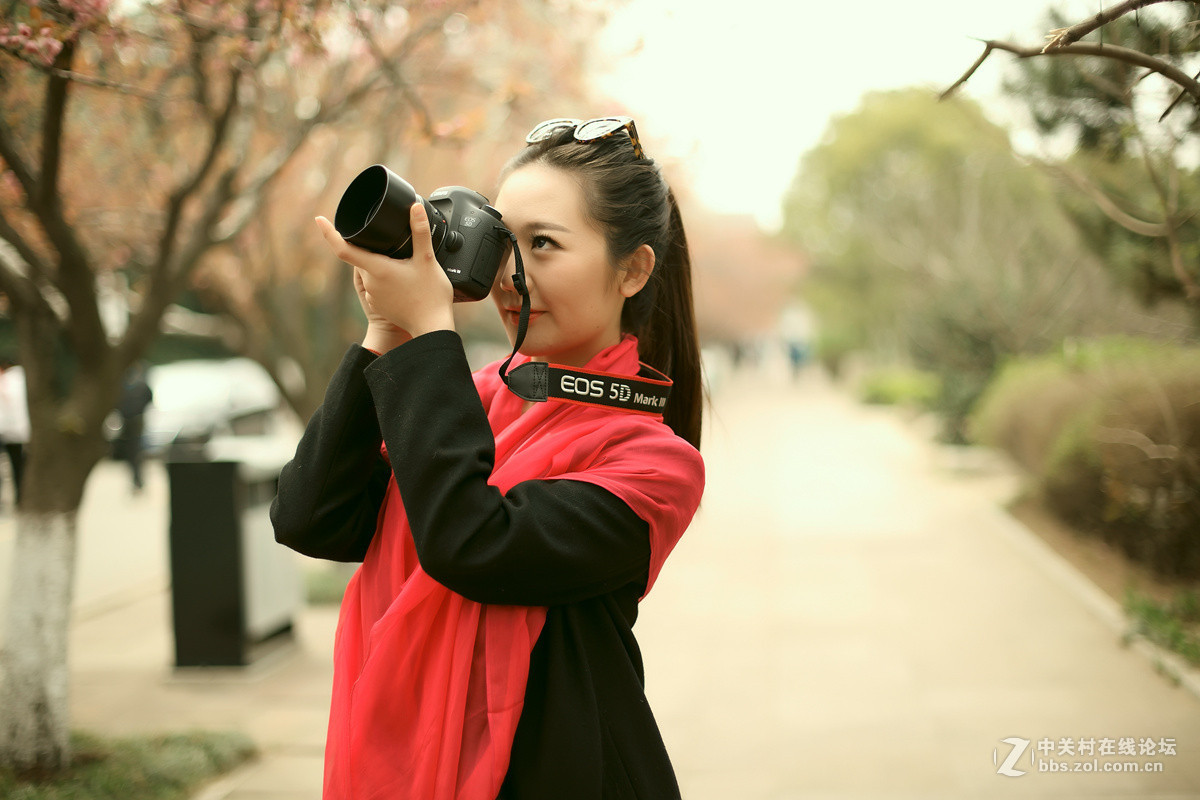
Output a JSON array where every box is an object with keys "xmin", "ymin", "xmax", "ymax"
[{"xmin": 167, "ymin": 446, "xmax": 301, "ymax": 668}]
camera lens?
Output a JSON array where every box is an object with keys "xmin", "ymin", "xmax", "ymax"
[{"xmin": 334, "ymin": 165, "xmax": 421, "ymax": 257}]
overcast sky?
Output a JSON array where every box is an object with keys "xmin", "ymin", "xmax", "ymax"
[{"xmin": 592, "ymin": 0, "xmax": 1113, "ymax": 230}]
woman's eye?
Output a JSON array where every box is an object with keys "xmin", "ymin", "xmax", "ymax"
[{"xmin": 531, "ymin": 234, "xmax": 556, "ymax": 250}]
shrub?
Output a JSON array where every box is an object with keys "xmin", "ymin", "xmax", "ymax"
[
  {"xmin": 972, "ymin": 339, "xmax": 1200, "ymax": 579},
  {"xmin": 971, "ymin": 355, "xmax": 1094, "ymax": 473},
  {"xmin": 1125, "ymin": 588, "xmax": 1200, "ymax": 666},
  {"xmin": 857, "ymin": 367, "xmax": 940, "ymax": 407}
]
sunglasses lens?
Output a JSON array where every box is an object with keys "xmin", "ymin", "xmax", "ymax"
[
  {"xmin": 526, "ymin": 118, "xmax": 581, "ymax": 144},
  {"xmin": 574, "ymin": 117, "xmax": 628, "ymax": 141}
]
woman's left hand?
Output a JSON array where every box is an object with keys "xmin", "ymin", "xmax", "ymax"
[{"xmin": 315, "ymin": 202, "xmax": 455, "ymax": 339}]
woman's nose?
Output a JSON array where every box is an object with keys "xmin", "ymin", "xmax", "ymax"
[{"xmin": 494, "ymin": 249, "xmax": 518, "ymax": 293}]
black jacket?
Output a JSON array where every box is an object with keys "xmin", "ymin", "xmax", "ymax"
[{"xmin": 271, "ymin": 332, "xmax": 684, "ymax": 799}]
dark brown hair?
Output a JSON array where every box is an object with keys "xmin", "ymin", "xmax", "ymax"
[{"xmin": 502, "ymin": 126, "xmax": 703, "ymax": 448}]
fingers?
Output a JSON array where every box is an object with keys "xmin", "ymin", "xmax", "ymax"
[
  {"xmin": 353, "ymin": 267, "xmax": 370, "ymax": 301},
  {"xmin": 315, "ymin": 215, "xmax": 361, "ymax": 265},
  {"xmin": 409, "ymin": 202, "xmax": 436, "ymax": 262}
]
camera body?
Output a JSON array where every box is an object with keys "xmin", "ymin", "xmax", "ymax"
[
  {"xmin": 425, "ymin": 186, "xmax": 510, "ymax": 301},
  {"xmin": 333, "ymin": 165, "xmax": 510, "ymax": 302}
]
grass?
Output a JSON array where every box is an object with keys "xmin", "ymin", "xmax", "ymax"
[
  {"xmin": 0, "ymin": 730, "xmax": 256, "ymax": 800},
  {"xmin": 1124, "ymin": 588, "xmax": 1200, "ymax": 667}
]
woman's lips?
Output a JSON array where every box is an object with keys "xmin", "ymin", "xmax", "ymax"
[{"xmin": 503, "ymin": 309, "xmax": 543, "ymax": 326}]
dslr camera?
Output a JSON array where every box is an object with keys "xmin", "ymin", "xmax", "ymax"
[{"xmin": 333, "ymin": 164, "xmax": 510, "ymax": 301}]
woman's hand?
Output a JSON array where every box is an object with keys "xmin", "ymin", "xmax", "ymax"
[
  {"xmin": 315, "ymin": 202, "xmax": 455, "ymax": 352},
  {"xmin": 351, "ymin": 266, "xmax": 409, "ymax": 353}
]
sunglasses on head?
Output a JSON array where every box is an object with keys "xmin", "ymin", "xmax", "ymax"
[{"xmin": 525, "ymin": 116, "xmax": 645, "ymax": 160}]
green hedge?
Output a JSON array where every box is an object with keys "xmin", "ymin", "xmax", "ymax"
[
  {"xmin": 857, "ymin": 367, "xmax": 940, "ymax": 407},
  {"xmin": 972, "ymin": 339, "xmax": 1200, "ymax": 579}
]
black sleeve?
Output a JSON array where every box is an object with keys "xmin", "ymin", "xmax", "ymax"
[
  {"xmin": 363, "ymin": 330, "xmax": 651, "ymax": 607},
  {"xmin": 271, "ymin": 345, "xmax": 392, "ymax": 562}
]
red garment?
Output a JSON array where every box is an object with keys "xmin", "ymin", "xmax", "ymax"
[{"xmin": 323, "ymin": 335, "xmax": 703, "ymax": 799}]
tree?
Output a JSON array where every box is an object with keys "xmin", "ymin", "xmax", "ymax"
[
  {"xmin": 0, "ymin": 0, "xmax": 605, "ymax": 773},
  {"xmin": 781, "ymin": 88, "xmax": 1152, "ymax": 440},
  {"xmin": 192, "ymin": 2, "xmax": 605, "ymax": 420},
  {"xmin": 946, "ymin": 0, "xmax": 1200, "ymax": 318}
]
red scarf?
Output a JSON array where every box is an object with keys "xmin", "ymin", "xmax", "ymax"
[{"xmin": 322, "ymin": 335, "xmax": 704, "ymax": 799}]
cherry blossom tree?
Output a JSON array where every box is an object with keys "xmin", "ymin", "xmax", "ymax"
[{"xmin": 0, "ymin": 0, "xmax": 605, "ymax": 772}]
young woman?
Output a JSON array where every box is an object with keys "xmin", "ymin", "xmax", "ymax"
[{"xmin": 272, "ymin": 117, "xmax": 705, "ymax": 799}]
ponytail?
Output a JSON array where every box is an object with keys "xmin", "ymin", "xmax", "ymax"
[
  {"xmin": 628, "ymin": 189, "xmax": 703, "ymax": 448},
  {"xmin": 502, "ymin": 128, "xmax": 705, "ymax": 449}
]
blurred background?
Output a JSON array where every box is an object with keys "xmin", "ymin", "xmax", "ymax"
[{"xmin": 2, "ymin": 0, "xmax": 1200, "ymax": 797}]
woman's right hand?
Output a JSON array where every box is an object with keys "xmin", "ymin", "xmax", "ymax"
[{"xmin": 353, "ymin": 266, "xmax": 411, "ymax": 353}]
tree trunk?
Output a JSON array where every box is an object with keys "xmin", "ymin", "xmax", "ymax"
[
  {"xmin": 0, "ymin": 511, "xmax": 78, "ymax": 773},
  {"xmin": 0, "ymin": 300, "xmax": 109, "ymax": 773}
]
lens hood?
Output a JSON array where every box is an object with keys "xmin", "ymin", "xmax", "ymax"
[{"xmin": 334, "ymin": 165, "xmax": 428, "ymax": 257}]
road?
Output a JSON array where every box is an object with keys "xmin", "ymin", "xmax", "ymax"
[{"xmin": 2, "ymin": 358, "xmax": 1198, "ymax": 798}]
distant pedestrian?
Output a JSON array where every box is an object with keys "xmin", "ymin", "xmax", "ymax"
[
  {"xmin": 117, "ymin": 362, "xmax": 153, "ymax": 492},
  {"xmin": 786, "ymin": 339, "xmax": 808, "ymax": 380},
  {"xmin": 0, "ymin": 358, "xmax": 29, "ymax": 509}
]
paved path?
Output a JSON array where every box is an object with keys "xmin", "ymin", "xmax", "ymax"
[{"xmin": 3, "ymin": 362, "xmax": 1198, "ymax": 798}]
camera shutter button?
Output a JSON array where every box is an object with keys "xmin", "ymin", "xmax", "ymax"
[{"xmin": 481, "ymin": 204, "xmax": 503, "ymax": 220}]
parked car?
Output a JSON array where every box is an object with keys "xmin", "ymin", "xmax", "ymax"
[{"xmin": 107, "ymin": 358, "xmax": 282, "ymax": 456}]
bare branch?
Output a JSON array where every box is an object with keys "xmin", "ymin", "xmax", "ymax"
[
  {"xmin": 1045, "ymin": 162, "xmax": 1168, "ymax": 235},
  {"xmin": 0, "ymin": 207, "xmax": 51, "ymax": 284},
  {"xmin": 1043, "ymin": 159, "xmax": 1200, "ymax": 300},
  {"xmin": 352, "ymin": 14, "xmax": 441, "ymax": 139},
  {"xmin": 0, "ymin": 233, "xmax": 41, "ymax": 311},
  {"xmin": 154, "ymin": 65, "xmax": 241, "ymax": 275},
  {"xmin": 1136, "ymin": 131, "xmax": 1200, "ymax": 300},
  {"xmin": 1158, "ymin": 69, "xmax": 1200, "ymax": 120},
  {"xmin": 0, "ymin": 50, "xmax": 172, "ymax": 101},
  {"xmin": 2, "ymin": 44, "xmax": 109, "ymax": 359},
  {"xmin": 216, "ymin": 6, "xmax": 464, "ymax": 246},
  {"xmin": 1042, "ymin": 0, "xmax": 1195, "ymax": 51},
  {"xmin": 0, "ymin": 214, "xmax": 69, "ymax": 329},
  {"xmin": 118, "ymin": 164, "xmax": 240, "ymax": 370},
  {"xmin": 0, "ymin": 116, "xmax": 37, "ymax": 200},
  {"xmin": 1095, "ymin": 425, "xmax": 1180, "ymax": 459},
  {"xmin": 1161, "ymin": 215, "xmax": 1200, "ymax": 299},
  {"xmin": 37, "ymin": 42, "xmax": 74, "ymax": 215},
  {"xmin": 943, "ymin": 39, "xmax": 1200, "ymax": 107},
  {"xmin": 941, "ymin": 40, "xmax": 994, "ymax": 100}
]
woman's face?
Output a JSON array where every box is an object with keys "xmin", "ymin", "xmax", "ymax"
[{"xmin": 492, "ymin": 163, "xmax": 649, "ymax": 368}]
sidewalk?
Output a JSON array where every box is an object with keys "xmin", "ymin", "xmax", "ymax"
[{"xmin": 8, "ymin": 362, "xmax": 1200, "ymax": 798}]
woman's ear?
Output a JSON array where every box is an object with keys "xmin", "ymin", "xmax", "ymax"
[{"xmin": 619, "ymin": 244, "xmax": 656, "ymax": 298}]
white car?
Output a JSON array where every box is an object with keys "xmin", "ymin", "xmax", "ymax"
[{"xmin": 109, "ymin": 358, "xmax": 282, "ymax": 455}]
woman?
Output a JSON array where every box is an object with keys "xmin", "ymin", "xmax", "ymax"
[{"xmin": 272, "ymin": 117, "xmax": 705, "ymax": 799}]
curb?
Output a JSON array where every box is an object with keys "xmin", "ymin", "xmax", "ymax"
[{"xmin": 985, "ymin": 503, "xmax": 1200, "ymax": 703}]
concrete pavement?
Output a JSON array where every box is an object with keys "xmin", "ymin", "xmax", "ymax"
[{"xmin": 3, "ymin": 360, "xmax": 1199, "ymax": 798}]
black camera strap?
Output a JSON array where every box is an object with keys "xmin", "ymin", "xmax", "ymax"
[
  {"xmin": 498, "ymin": 230, "xmax": 532, "ymax": 382},
  {"xmin": 504, "ymin": 360, "xmax": 671, "ymax": 415},
  {"xmin": 498, "ymin": 231, "xmax": 671, "ymax": 416}
]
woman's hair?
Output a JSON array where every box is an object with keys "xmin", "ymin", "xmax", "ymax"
[{"xmin": 501, "ymin": 126, "xmax": 703, "ymax": 448}]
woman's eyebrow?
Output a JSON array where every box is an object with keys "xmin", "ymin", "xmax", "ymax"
[{"xmin": 520, "ymin": 221, "xmax": 572, "ymax": 233}]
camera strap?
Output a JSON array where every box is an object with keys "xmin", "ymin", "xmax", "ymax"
[{"xmin": 497, "ymin": 231, "xmax": 672, "ymax": 416}]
